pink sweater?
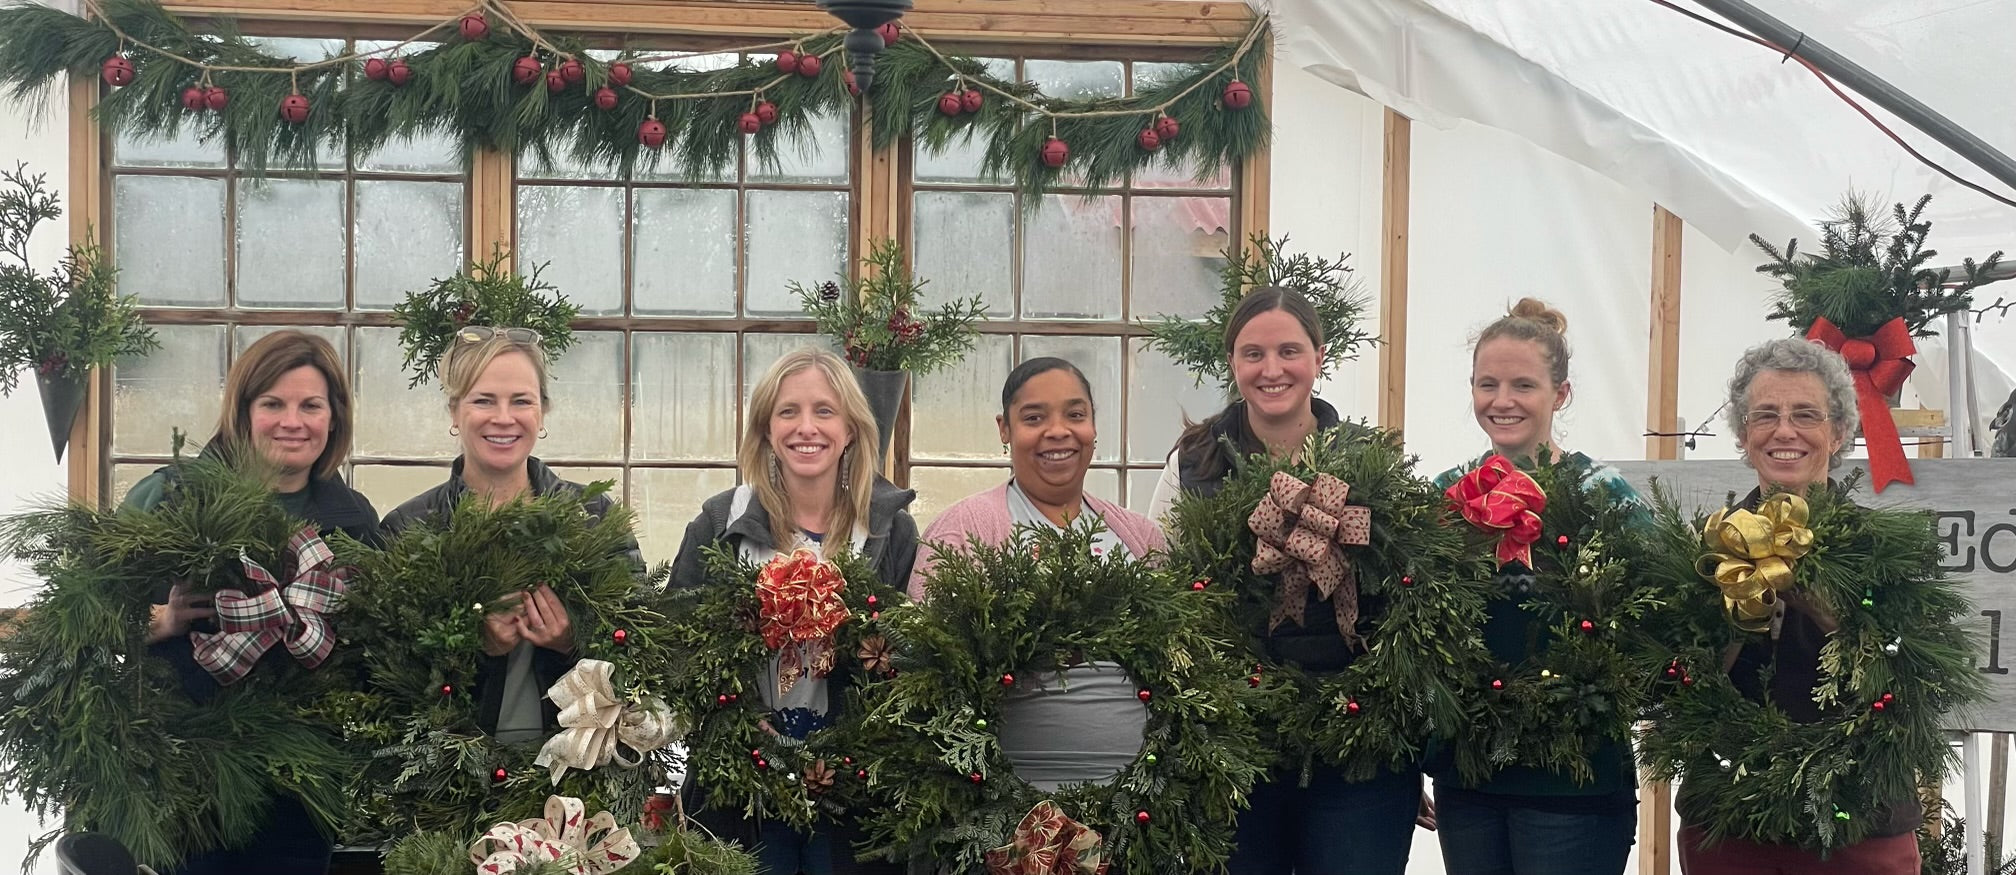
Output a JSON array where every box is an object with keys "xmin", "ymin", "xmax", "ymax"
[{"xmin": 907, "ymin": 482, "xmax": 1168, "ymax": 600}]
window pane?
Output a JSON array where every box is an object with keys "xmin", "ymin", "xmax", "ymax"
[
  {"xmin": 907, "ymin": 466, "xmax": 1008, "ymax": 531},
  {"xmin": 112, "ymin": 126, "xmax": 224, "ymax": 169},
  {"xmin": 1027, "ymin": 60, "xmax": 1124, "ymax": 99},
  {"xmin": 1129, "ymin": 196, "xmax": 1230, "ymax": 320},
  {"xmin": 236, "ymin": 179, "xmax": 345, "ymax": 308},
  {"xmin": 1125, "ymin": 468, "xmax": 1162, "ymax": 516},
  {"xmin": 356, "ymin": 180, "xmax": 465, "ymax": 310},
  {"xmin": 1021, "ymin": 335, "xmax": 1121, "ymax": 464},
  {"xmin": 748, "ymin": 110, "xmax": 848, "ymax": 184},
  {"xmin": 112, "ymin": 324, "xmax": 226, "ymax": 456},
  {"xmin": 912, "ymin": 334, "xmax": 1012, "ymax": 460},
  {"xmin": 547, "ymin": 466, "xmax": 625, "ymax": 505},
  {"xmin": 356, "ymin": 131, "xmax": 461, "ymax": 174},
  {"xmin": 744, "ymin": 190, "xmax": 848, "ymax": 317},
  {"xmin": 114, "ymin": 175, "xmax": 226, "ymax": 306},
  {"xmin": 631, "ymin": 332, "xmax": 737, "ymax": 462},
  {"xmin": 352, "ymin": 463, "xmax": 451, "ymax": 519},
  {"xmin": 520, "ymin": 137, "xmax": 621, "ymax": 181},
  {"xmin": 1126, "ymin": 339, "xmax": 1227, "ymax": 465},
  {"xmin": 540, "ymin": 331, "xmax": 626, "ymax": 462},
  {"xmin": 351, "ymin": 327, "xmax": 457, "ymax": 461},
  {"xmin": 913, "ymin": 191, "xmax": 1013, "ymax": 318},
  {"xmin": 517, "ymin": 185, "xmax": 625, "ymax": 316},
  {"xmin": 1131, "ymin": 62, "xmax": 1233, "ymax": 190},
  {"xmin": 1083, "ymin": 468, "xmax": 1120, "ymax": 508},
  {"xmin": 111, "ymin": 463, "xmax": 160, "ymax": 507},
  {"xmin": 742, "ymin": 334, "xmax": 830, "ymax": 406},
  {"xmin": 632, "ymin": 467, "xmax": 739, "ymax": 567},
  {"xmin": 235, "ymin": 325, "xmax": 346, "ymax": 367},
  {"xmin": 633, "ymin": 188, "xmax": 737, "ymax": 316},
  {"xmin": 913, "ymin": 58, "xmax": 1014, "ymax": 184},
  {"xmin": 1021, "ymin": 195, "xmax": 1121, "ymax": 319}
]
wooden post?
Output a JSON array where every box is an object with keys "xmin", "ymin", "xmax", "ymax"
[
  {"xmin": 1638, "ymin": 204, "xmax": 1684, "ymax": 875},
  {"xmin": 67, "ymin": 73, "xmax": 106, "ymax": 506},
  {"xmin": 1377, "ymin": 109, "xmax": 1410, "ymax": 432},
  {"xmin": 1991, "ymin": 733, "xmax": 2009, "ymax": 866},
  {"xmin": 1234, "ymin": 29, "xmax": 1273, "ymax": 245},
  {"xmin": 468, "ymin": 149, "xmax": 515, "ymax": 260}
]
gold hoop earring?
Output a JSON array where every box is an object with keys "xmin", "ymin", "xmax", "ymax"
[
  {"xmin": 538, "ymin": 428, "xmax": 548, "ymax": 439},
  {"xmin": 449, "ymin": 425, "xmax": 460, "ymax": 437}
]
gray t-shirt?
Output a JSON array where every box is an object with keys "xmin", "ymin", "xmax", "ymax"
[
  {"xmin": 997, "ymin": 482, "xmax": 1148, "ymax": 791},
  {"xmin": 494, "ymin": 641, "xmax": 545, "ymax": 746}
]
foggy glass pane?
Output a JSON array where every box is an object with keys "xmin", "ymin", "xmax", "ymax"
[
  {"xmin": 631, "ymin": 332, "xmax": 737, "ymax": 462},
  {"xmin": 517, "ymin": 184, "xmax": 625, "ymax": 316},
  {"xmin": 356, "ymin": 180, "xmax": 465, "ymax": 309},
  {"xmin": 539, "ymin": 331, "xmax": 626, "ymax": 462},
  {"xmin": 112, "ymin": 125, "xmax": 224, "ymax": 168},
  {"xmin": 1129, "ymin": 196, "xmax": 1230, "ymax": 320},
  {"xmin": 351, "ymin": 464, "xmax": 452, "ymax": 519},
  {"xmin": 112, "ymin": 324, "xmax": 226, "ymax": 457},
  {"xmin": 742, "ymin": 334, "xmax": 835, "ymax": 406},
  {"xmin": 907, "ymin": 465, "xmax": 1009, "ymax": 531},
  {"xmin": 547, "ymin": 466, "xmax": 626, "ymax": 504},
  {"xmin": 1021, "ymin": 336, "xmax": 1121, "ymax": 463},
  {"xmin": 1125, "ymin": 468, "xmax": 1162, "ymax": 515},
  {"xmin": 351, "ymin": 327, "xmax": 457, "ymax": 461},
  {"xmin": 236, "ymin": 178, "xmax": 344, "ymax": 308},
  {"xmin": 1021, "ymin": 195, "xmax": 1120, "ymax": 319},
  {"xmin": 357, "ymin": 131, "xmax": 462, "ymax": 175},
  {"xmin": 911, "ymin": 334, "xmax": 1012, "ymax": 460},
  {"xmin": 913, "ymin": 58, "xmax": 1014, "ymax": 184},
  {"xmin": 1126, "ymin": 338, "xmax": 1228, "ymax": 465},
  {"xmin": 744, "ymin": 190, "xmax": 848, "ymax": 317},
  {"xmin": 632, "ymin": 467, "xmax": 738, "ymax": 568},
  {"xmin": 633, "ymin": 188, "xmax": 736, "ymax": 316},
  {"xmin": 114, "ymin": 175, "xmax": 226, "ymax": 306},
  {"xmin": 1027, "ymin": 60, "xmax": 1123, "ymax": 99},
  {"xmin": 748, "ymin": 109, "xmax": 848, "ymax": 183},
  {"xmin": 234, "ymin": 326, "xmax": 346, "ymax": 368},
  {"xmin": 912, "ymin": 191, "xmax": 1012, "ymax": 318}
]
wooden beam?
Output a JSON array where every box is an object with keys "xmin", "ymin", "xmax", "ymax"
[
  {"xmin": 1232, "ymin": 29, "xmax": 1272, "ymax": 244},
  {"xmin": 1376, "ymin": 109, "xmax": 1409, "ymax": 432},
  {"xmin": 1645, "ymin": 205, "xmax": 1683, "ymax": 460},
  {"xmin": 468, "ymin": 149, "xmax": 514, "ymax": 262},
  {"xmin": 67, "ymin": 74, "xmax": 106, "ymax": 507},
  {"xmin": 1639, "ymin": 776, "xmax": 1673, "ymax": 875}
]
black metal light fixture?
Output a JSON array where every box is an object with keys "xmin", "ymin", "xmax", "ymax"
[{"xmin": 817, "ymin": 0, "xmax": 912, "ymax": 94}]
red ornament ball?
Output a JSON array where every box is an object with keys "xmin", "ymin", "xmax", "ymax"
[
  {"xmin": 1155, "ymin": 114, "xmax": 1180, "ymax": 141},
  {"xmin": 844, "ymin": 69, "xmax": 860, "ymax": 96},
  {"xmin": 546, "ymin": 70, "xmax": 566, "ymax": 93},
  {"xmin": 968, "ymin": 771, "xmax": 983, "ymax": 784},
  {"xmin": 459, "ymin": 14, "xmax": 489, "ymax": 40},
  {"xmin": 937, "ymin": 92, "xmax": 963, "ymax": 117},
  {"xmin": 797, "ymin": 53, "xmax": 823, "ymax": 78},
  {"xmin": 512, "ymin": 56, "xmax": 542, "ymax": 86},
  {"xmin": 638, "ymin": 118, "xmax": 667, "ymax": 148},
  {"xmin": 1882, "ymin": 692, "xmax": 1895, "ymax": 703},
  {"xmin": 1136, "ymin": 689, "xmax": 1152, "ymax": 703},
  {"xmin": 1401, "ymin": 575, "xmax": 1415, "ymax": 587},
  {"xmin": 1579, "ymin": 619, "xmax": 1596, "ymax": 634},
  {"xmin": 593, "ymin": 86, "xmax": 618, "ymax": 111},
  {"xmin": 1191, "ymin": 580, "xmax": 1207, "ymax": 591},
  {"xmin": 755, "ymin": 100, "xmax": 778, "ymax": 126},
  {"xmin": 1135, "ymin": 810, "xmax": 1151, "ymax": 824},
  {"xmin": 756, "ymin": 758, "xmax": 769, "ymax": 769},
  {"xmin": 1000, "ymin": 674, "xmax": 1016, "ymax": 687},
  {"xmin": 612, "ymin": 628, "xmax": 629, "ymax": 644},
  {"xmin": 776, "ymin": 50, "xmax": 800, "ymax": 75},
  {"xmin": 870, "ymin": 611, "xmax": 880, "ymax": 621},
  {"xmin": 1136, "ymin": 128, "xmax": 1161, "ymax": 152},
  {"xmin": 750, "ymin": 749, "xmax": 763, "ymax": 758},
  {"xmin": 728, "ymin": 693, "xmax": 739, "ymax": 703},
  {"xmin": 492, "ymin": 768, "xmax": 508, "ymax": 782},
  {"xmin": 278, "ymin": 94, "xmax": 311, "ymax": 124},
  {"xmin": 609, "ymin": 62, "xmax": 633, "ymax": 87},
  {"xmin": 440, "ymin": 684, "xmax": 454, "ymax": 696},
  {"xmin": 1222, "ymin": 79, "xmax": 1252, "ymax": 109},
  {"xmin": 1040, "ymin": 136, "xmax": 1069, "ymax": 168},
  {"xmin": 364, "ymin": 57, "xmax": 389, "ymax": 81},
  {"xmin": 877, "ymin": 21, "xmax": 901, "ymax": 44},
  {"xmin": 1490, "ymin": 678, "xmax": 1505, "ymax": 691},
  {"xmin": 866, "ymin": 595, "xmax": 879, "ymax": 607},
  {"xmin": 101, "ymin": 56, "xmax": 135, "ymax": 88},
  {"xmin": 181, "ymin": 86, "xmax": 207, "ymax": 112},
  {"xmin": 1680, "ymin": 674, "xmax": 1696, "ymax": 687},
  {"xmin": 856, "ymin": 769, "xmax": 868, "ymax": 779},
  {"xmin": 738, "ymin": 111, "xmax": 763, "ymax": 135},
  {"xmin": 387, "ymin": 60, "xmax": 412, "ymax": 87},
  {"xmin": 1872, "ymin": 700, "xmax": 1887, "ymax": 712},
  {"xmin": 961, "ymin": 88, "xmax": 982, "ymax": 113},
  {"xmin": 716, "ymin": 694, "xmax": 730, "ymax": 706},
  {"xmin": 1246, "ymin": 675, "xmax": 1261, "ymax": 688},
  {"xmin": 1345, "ymin": 698, "xmax": 1362, "ymax": 715},
  {"xmin": 559, "ymin": 58, "xmax": 585, "ymax": 85}
]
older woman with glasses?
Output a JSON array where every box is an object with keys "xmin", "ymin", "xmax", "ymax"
[{"xmin": 383, "ymin": 326, "xmax": 643, "ymax": 744}]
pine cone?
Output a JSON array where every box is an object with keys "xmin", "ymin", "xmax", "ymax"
[
  {"xmin": 803, "ymin": 759, "xmax": 837, "ymax": 795},
  {"xmin": 818, "ymin": 281, "xmax": 842, "ymax": 302},
  {"xmin": 856, "ymin": 634, "xmax": 892, "ymax": 675}
]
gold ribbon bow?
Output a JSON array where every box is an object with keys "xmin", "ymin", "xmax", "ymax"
[
  {"xmin": 1247, "ymin": 471, "xmax": 1373, "ymax": 648},
  {"xmin": 1697, "ymin": 493, "xmax": 1814, "ymax": 633},
  {"xmin": 469, "ymin": 795, "xmax": 641, "ymax": 875},
  {"xmin": 983, "ymin": 801, "xmax": 1111, "ymax": 875},
  {"xmin": 534, "ymin": 660, "xmax": 679, "ymax": 784}
]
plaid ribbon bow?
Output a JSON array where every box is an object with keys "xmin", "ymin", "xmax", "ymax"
[
  {"xmin": 1247, "ymin": 471, "xmax": 1373, "ymax": 647},
  {"xmin": 190, "ymin": 526, "xmax": 349, "ymax": 685}
]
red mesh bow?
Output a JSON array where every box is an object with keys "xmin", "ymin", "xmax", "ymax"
[
  {"xmin": 190, "ymin": 526, "xmax": 349, "ymax": 685},
  {"xmin": 1807, "ymin": 316, "xmax": 1915, "ymax": 491},
  {"xmin": 1445, "ymin": 455, "xmax": 1547, "ymax": 567},
  {"xmin": 756, "ymin": 549, "xmax": 850, "ymax": 696},
  {"xmin": 1247, "ymin": 471, "xmax": 1373, "ymax": 647},
  {"xmin": 984, "ymin": 801, "xmax": 1110, "ymax": 875}
]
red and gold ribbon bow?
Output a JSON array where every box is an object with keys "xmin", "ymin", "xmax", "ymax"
[
  {"xmin": 190, "ymin": 526, "xmax": 349, "ymax": 685},
  {"xmin": 983, "ymin": 801, "xmax": 1111, "ymax": 875},
  {"xmin": 1696, "ymin": 493, "xmax": 1814, "ymax": 633},
  {"xmin": 1807, "ymin": 316, "xmax": 1915, "ymax": 491},
  {"xmin": 1445, "ymin": 455, "xmax": 1547, "ymax": 567},
  {"xmin": 469, "ymin": 795, "xmax": 640, "ymax": 875},
  {"xmin": 1247, "ymin": 471, "xmax": 1373, "ymax": 647},
  {"xmin": 756, "ymin": 549, "xmax": 851, "ymax": 696}
]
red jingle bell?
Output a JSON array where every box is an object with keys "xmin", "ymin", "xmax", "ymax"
[
  {"xmin": 877, "ymin": 21, "xmax": 900, "ymax": 44},
  {"xmin": 1000, "ymin": 674, "xmax": 1015, "ymax": 687},
  {"xmin": 512, "ymin": 56, "xmax": 542, "ymax": 86},
  {"xmin": 458, "ymin": 14, "xmax": 489, "ymax": 40},
  {"xmin": 609, "ymin": 62, "xmax": 633, "ymax": 87},
  {"xmin": 937, "ymin": 92, "xmax": 963, "ymax": 116},
  {"xmin": 180, "ymin": 86, "xmax": 206, "ymax": 112},
  {"xmin": 1222, "ymin": 79, "xmax": 1252, "ymax": 109},
  {"xmin": 797, "ymin": 53, "xmax": 823, "ymax": 78},
  {"xmin": 960, "ymin": 88, "xmax": 982, "ymax": 113},
  {"xmin": 1155, "ymin": 114, "xmax": 1180, "ymax": 141},
  {"xmin": 1039, "ymin": 136, "xmax": 1069, "ymax": 168},
  {"xmin": 776, "ymin": 50, "xmax": 800, "ymax": 75},
  {"xmin": 1136, "ymin": 689, "xmax": 1151, "ymax": 703},
  {"xmin": 738, "ymin": 111, "xmax": 763, "ymax": 135},
  {"xmin": 755, "ymin": 100, "xmax": 778, "ymax": 126},
  {"xmin": 205, "ymin": 86, "xmax": 228, "ymax": 111},
  {"xmin": 546, "ymin": 70, "xmax": 566, "ymax": 93},
  {"xmin": 101, "ymin": 56, "xmax": 134, "ymax": 88},
  {"xmin": 593, "ymin": 87, "xmax": 618, "ymax": 111},
  {"xmin": 559, "ymin": 58, "xmax": 585, "ymax": 85},
  {"xmin": 1136, "ymin": 128, "xmax": 1161, "ymax": 151},
  {"xmin": 364, "ymin": 57, "xmax": 389, "ymax": 81},
  {"xmin": 638, "ymin": 118, "xmax": 667, "ymax": 148},
  {"xmin": 387, "ymin": 60, "xmax": 412, "ymax": 87},
  {"xmin": 279, "ymin": 94, "xmax": 311, "ymax": 124}
]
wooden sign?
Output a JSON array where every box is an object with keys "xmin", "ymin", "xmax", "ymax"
[{"xmin": 1609, "ymin": 458, "xmax": 2016, "ymax": 732}]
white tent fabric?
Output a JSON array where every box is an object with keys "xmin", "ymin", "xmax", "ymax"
[{"xmin": 1262, "ymin": 0, "xmax": 2016, "ymax": 258}]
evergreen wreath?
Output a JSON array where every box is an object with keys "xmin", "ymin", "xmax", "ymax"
[
  {"xmin": 322, "ymin": 484, "xmax": 677, "ymax": 842},
  {"xmin": 0, "ymin": 0, "xmax": 1269, "ymax": 195},
  {"xmin": 1751, "ymin": 192, "xmax": 2005, "ymax": 338},
  {"xmin": 1159, "ymin": 426, "xmax": 1495, "ymax": 781},
  {"xmin": 1439, "ymin": 450, "xmax": 1664, "ymax": 786},
  {"xmin": 391, "ymin": 248, "xmax": 579, "ymax": 388},
  {"xmin": 844, "ymin": 522, "xmax": 1267, "ymax": 874},
  {"xmin": 662, "ymin": 545, "xmax": 906, "ymax": 830},
  {"xmin": 0, "ymin": 452, "xmax": 354, "ymax": 868},
  {"xmin": 1142, "ymin": 235, "xmax": 1376, "ymax": 393},
  {"xmin": 1635, "ymin": 475, "xmax": 1987, "ymax": 851},
  {"xmin": 380, "ymin": 799, "xmax": 760, "ymax": 875}
]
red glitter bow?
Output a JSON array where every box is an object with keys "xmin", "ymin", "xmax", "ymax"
[
  {"xmin": 1807, "ymin": 316, "xmax": 1915, "ymax": 491},
  {"xmin": 1445, "ymin": 455, "xmax": 1547, "ymax": 567},
  {"xmin": 756, "ymin": 549, "xmax": 850, "ymax": 696}
]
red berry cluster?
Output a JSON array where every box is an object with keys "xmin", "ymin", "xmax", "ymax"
[{"xmin": 886, "ymin": 308, "xmax": 926, "ymax": 343}]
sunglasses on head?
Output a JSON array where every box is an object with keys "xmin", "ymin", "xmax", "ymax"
[{"xmin": 456, "ymin": 326, "xmax": 542, "ymax": 345}]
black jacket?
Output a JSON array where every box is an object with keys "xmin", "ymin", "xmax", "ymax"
[
  {"xmin": 380, "ymin": 456, "xmax": 644, "ymax": 733},
  {"xmin": 670, "ymin": 477, "xmax": 919, "ymax": 596}
]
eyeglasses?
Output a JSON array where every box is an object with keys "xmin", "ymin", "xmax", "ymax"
[
  {"xmin": 1742, "ymin": 408, "xmax": 1831, "ymax": 432},
  {"xmin": 456, "ymin": 326, "xmax": 541, "ymax": 345}
]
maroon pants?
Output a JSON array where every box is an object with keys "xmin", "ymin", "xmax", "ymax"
[{"xmin": 1678, "ymin": 825, "xmax": 1920, "ymax": 874}]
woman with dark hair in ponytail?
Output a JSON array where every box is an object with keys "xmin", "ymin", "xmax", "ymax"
[{"xmin": 1147, "ymin": 288, "xmax": 1419, "ymax": 875}]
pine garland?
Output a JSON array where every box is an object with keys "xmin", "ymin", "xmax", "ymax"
[
  {"xmin": 1441, "ymin": 451, "xmax": 1663, "ymax": 786},
  {"xmin": 0, "ymin": 0, "xmax": 1270, "ymax": 195},
  {"xmin": 845, "ymin": 523, "xmax": 1267, "ymax": 874},
  {"xmin": 0, "ymin": 454, "xmax": 354, "ymax": 869},
  {"xmin": 1636, "ymin": 475, "xmax": 1987, "ymax": 851},
  {"xmin": 661, "ymin": 545, "xmax": 906, "ymax": 830},
  {"xmin": 323, "ymin": 484, "xmax": 676, "ymax": 842},
  {"xmin": 1160, "ymin": 426, "xmax": 1496, "ymax": 781}
]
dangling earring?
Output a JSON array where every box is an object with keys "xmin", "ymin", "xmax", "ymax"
[
  {"xmin": 839, "ymin": 446, "xmax": 853, "ymax": 493},
  {"xmin": 768, "ymin": 452, "xmax": 782, "ymax": 486},
  {"xmin": 1001, "ymin": 442, "xmax": 1009, "ymax": 455},
  {"xmin": 449, "ymin": 425, "xmax": 460, "ymax": 437}
]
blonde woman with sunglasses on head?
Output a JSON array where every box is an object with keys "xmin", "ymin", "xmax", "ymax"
[{"xmin": 382, "ymin": 326, "xmax": 643, "ymax": 743}]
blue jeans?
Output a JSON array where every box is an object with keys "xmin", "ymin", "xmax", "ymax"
[
  {"xmin": 755, "ymin": 819, "xmax": 834, "ymax": 875},
  {"xmin": 1434, "ymin": 792, "xmax": 1635, "ymax": 875},
  {"xmin": 1227, "ymin": 766, "xmax": 1421, "ymax": 875}
]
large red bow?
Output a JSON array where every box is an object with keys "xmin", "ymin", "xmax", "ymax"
[
  {"xmin": 1445, "ymin": 455, "xmax": 1547, "ymax": 567},
  {"xmin": 1806, "ymin": 316, "xmax": 1915, "ymax": 491},
  {"xmin": 190, "ymin": 526, "xmax": 349, "ymax": 685},
  {"xmin": 756, "ymin": 549, "xmax": 850, "ymax": 696}
]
